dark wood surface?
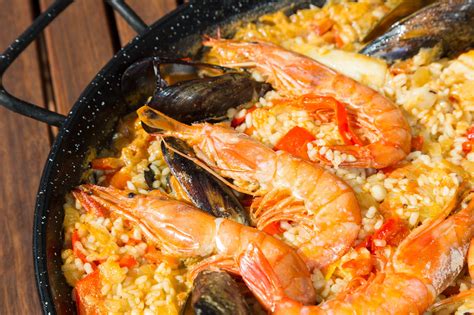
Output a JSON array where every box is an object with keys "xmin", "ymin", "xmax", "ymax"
[{"xmin": 0, "ymin": 1, "xmax": 178, "ymax": 313}]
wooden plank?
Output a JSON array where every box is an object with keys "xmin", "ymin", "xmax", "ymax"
[
  {"xmin": 0, "ymin": 0, "xmax": 50, "ymax": 314},
  {"xmin": 114, "ymin": 0, "xmax": 177, "ymax": 45},
  {"xmin": 40, "ymin": 0, "xmax": 116, "ymax": 115}
]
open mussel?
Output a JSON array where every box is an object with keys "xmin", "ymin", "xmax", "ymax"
[
  {"xmin": 181, "ymin": 271, "xmax": 250, "ymax": 315},
  {"xmin": 122, "ymin": 57, "xmax": 271, "ymax": 123},
  {"xmin": 161, "ymin": 137, "xmax": 250, "ymax": 225},
  {"xmin": 361, "ymin": 0, "xmax": 474, "ymax": 62}
]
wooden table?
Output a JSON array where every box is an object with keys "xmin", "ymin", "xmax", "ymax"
[{"xmin": 0, "ymin": 1, "xmax": 179, "ymax": 313}]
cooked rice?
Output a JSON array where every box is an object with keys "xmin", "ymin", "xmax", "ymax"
[{"xmin": 62, "ymin": 0, "xmax": 474, "ymax": 313}]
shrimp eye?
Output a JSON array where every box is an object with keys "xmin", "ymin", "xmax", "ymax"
[{"xmin": 128, "ymin": 192, "xmax": 136, "ymax": 198}]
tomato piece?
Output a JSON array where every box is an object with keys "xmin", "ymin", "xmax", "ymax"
[
  {"xmin": 411, "ymin": 135, "xmax": 424, "ymax": 151},
  {"xmin": 75, "ymin": 270, "xmax": 104, "ymax": 315},
  {"xmin": 231, "ymin": 116, "xmax": 246, "ymax": 127},
  {"xmin": 357, "ymin": 218, "xmax": 409, "ymax": 254},
  {"xmin": 262, "ymin": 221, "xmax": 284, "ymax": 235},
  {"xmin": 90, "ymin": 157, "xmax": 124, "ymax": 170},
  {"xmin": 370, "ymin": 218, "xmax": 409, "ymax": 253},
  {"xmin": 274, "ymin": 126, "xmax": 316, "ymax": 159},
  {"xmin": 231, "ymin": 107, "xmax": 256, "ymax": 128},
  {"xmin": 467, "ymin": 126, "xmax": 474, "ymax": 140},
  {"xmin": 118, "ymin": 254, "xmax": 137, "ymax": 268},
  {"xmin": 462, "ymin": 141, "xmax": 473, "ymax": 154}
]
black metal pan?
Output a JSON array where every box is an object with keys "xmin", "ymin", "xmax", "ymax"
[{"xmin": 0, "ymin": 0, "xmax": 323, "ymax": 313}]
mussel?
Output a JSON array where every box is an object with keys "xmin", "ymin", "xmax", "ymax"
[
  {"xmin": 181, "ymin": 271, "xmax": 250, "ymax": 315},
  {"xmin": 161, "ymin": 137, "xmax": 250, "ymax": 225},
  {"xmin": 362, "ymin": 0, "xmax": 436, "ymax": 43},
  {"xmin": 122, "ymin": 57, "xmax": 271, "ymax": 123},
  {"xmin": 361, "ymin": 0, "xmax": 474, "ymax": 62}
]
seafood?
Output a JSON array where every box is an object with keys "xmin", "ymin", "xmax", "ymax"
[
  {"xmin": 121, "ymin": 58, "xmax": 270, "ymax": 123},
  {"xmin": 203, "ymin": 38, "xmax": 412, "ymax": 169},
  {"xmin": 470, "ymin": 239, "xmax": 474, "ymax": 279},
  {"xmin": 183, "ymin": 270, "xmax": 250, "ymax": 315},
  {"xmin": 361, "ymin": 0, "xmax": 474, "ymax": 62},
  {"xmin": 161, "ymin": 136, "xmax": 250, "ymax": 225},
  {"xmin": 429, "ymin": 238, "xmax": 474, "ymax": 313},
  {"xmin": 362, "ymin": 0, "xmax": 436, "ymax": 43},
  {"xmin": 238, "ymin": 198, "xmax": 474, "ymax": 314},
  {"xmin": 138, "ymin": 106, "xmax": 361, "ymax": 269},
  {"xmin": 75, "ymin": 184, "xmax": 317, "ymax": 305}
]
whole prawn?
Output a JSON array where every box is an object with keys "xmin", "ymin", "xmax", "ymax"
[
  {"xmin": 138, "ymin": 106, "xmax": 361, "ymax": 270},
  {"xmin": 204, "ymin": 38, "xmax": 412, "ymax": 169},
  {"xmin": 74, "ymin": 184, "xmax": 317, "ymax": 305},
  {"xmin": 238, "ymin": 197, "xmax": 474, "ymax": 314}
]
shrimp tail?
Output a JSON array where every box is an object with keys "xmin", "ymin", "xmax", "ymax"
[
  {"xmin": 238, "ymin": 244, "xmax": 303, "ymax": 314},
  {"xmin": 137, "ymin": 105, "xmax": 193, "ymax": 134}
]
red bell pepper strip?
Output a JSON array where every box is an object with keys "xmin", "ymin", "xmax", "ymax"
[{"xmin": 274, "ymin": 126, "xmax": 316, "ymax": 159}]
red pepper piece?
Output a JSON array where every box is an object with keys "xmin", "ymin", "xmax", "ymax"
[
  {"xmin": 118, "ymin": 255, "xmax": 137, "ymax": 268},
  {"xmin": 274, "ymin": 126, "xmax": 316, "ymax": 159},
  {"xmin": 75, "ymin": 270, "xmax": 104, "ymax": 315},
  {"xmin": 369, "ymin": 218, "xmax": 409, "ymax": 253}
]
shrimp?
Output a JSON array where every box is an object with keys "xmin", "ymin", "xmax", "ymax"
[
  {"xmin": 428, "ymin": 239, "xmax": 474, "ymax": 313},
  {"xmin": 204, "ymin": 38, "xmax": 412, "ymax": 169},
  {"xmin": 467, "ymin": 239, "xmax": 474, "ymax": 279},
  {"xmin": 138, "ymin": 106, "xmax": 361, "ymax": 270},
  {"xmin": 74, "ymin": 184, "xmax": 316, "ymax": 305},
  {"xmin": 237, "ymin": 197, "xmax": 474, "ymax": 314}
]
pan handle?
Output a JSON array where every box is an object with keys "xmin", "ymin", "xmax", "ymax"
[
  {"xmin": 106, "ymin": 0, "xmax": 148, "ymax": 34},
  {"xmin": 0, "ymin": 0, "xmax": 72, "ymax": 127}
]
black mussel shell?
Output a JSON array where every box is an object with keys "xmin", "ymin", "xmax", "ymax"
[
  {"xmin": 121, "ymin": 57, "xmax": 236, "ymax": 108},
  {"xmin": 161, "ymin": 137, "xmax": 250, "ymax": 225},
  {"xmin": 150, "ymin": 72, "xmax": 271, "ymax": 124},
  {"xmin": 362, "ymin": 0, "xmax": 436, "ymax": 43},
  {"xmin": 361, "ymin": 0, "xmax": 474, "ymax": 62},
  {"xmin": 189, "ymin": 271, "xmax": 251, "ymax": 315}
]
